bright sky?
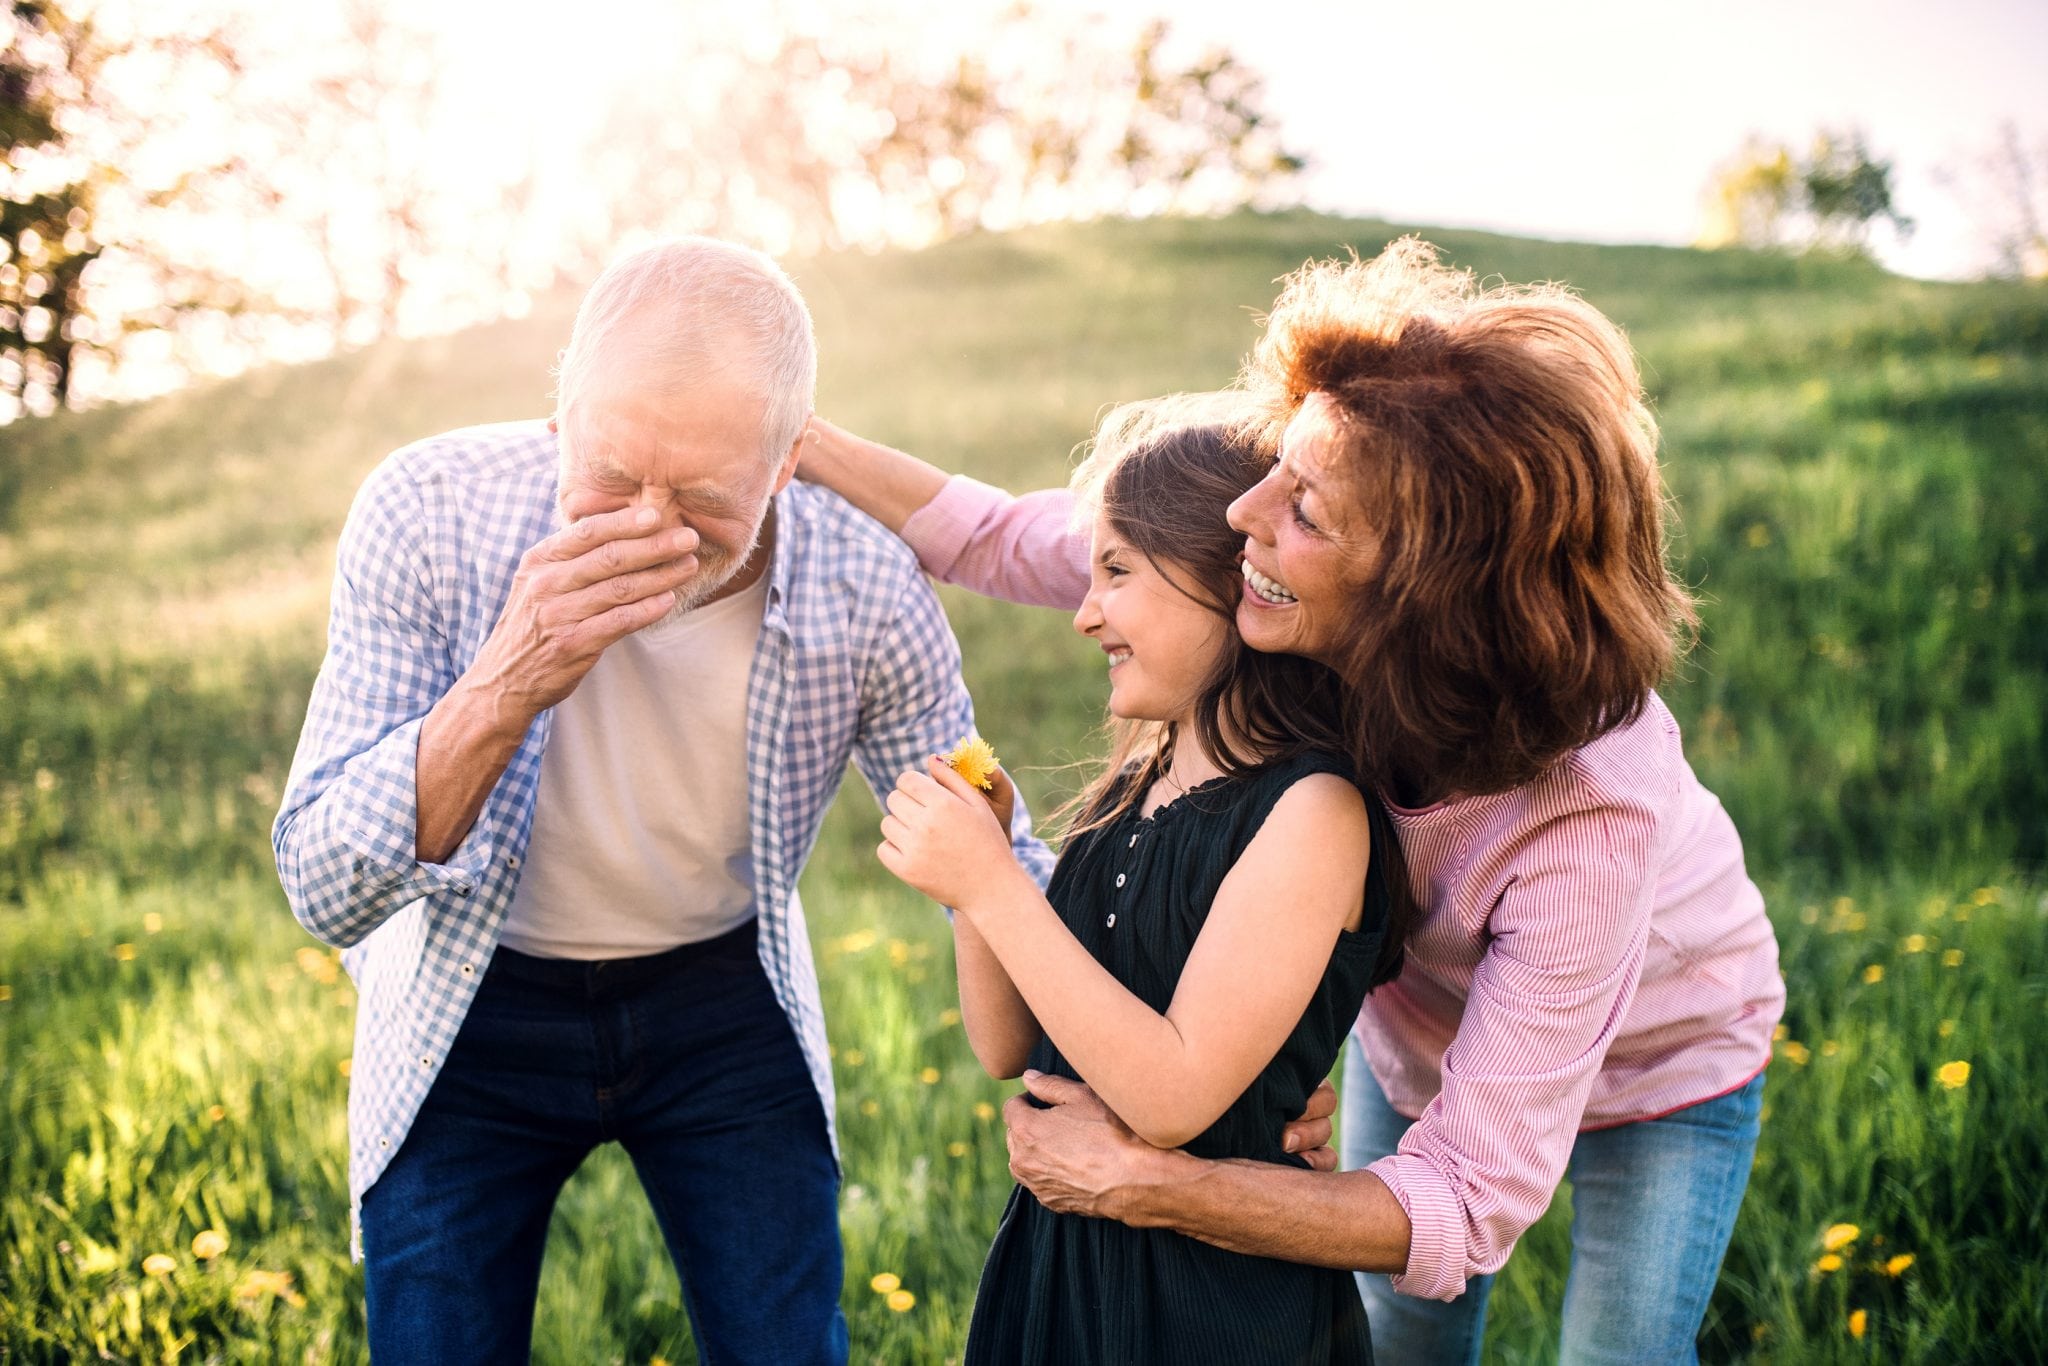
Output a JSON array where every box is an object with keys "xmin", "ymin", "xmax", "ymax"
[
  {"xmin": 427, "ymin": 0, "xmax": 2047, "ymax": 278},
  {"xmin": 1041, "ymin": 0, "xmax": 2048, "ymax": 278}
]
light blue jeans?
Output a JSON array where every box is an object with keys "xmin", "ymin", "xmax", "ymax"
[{"xmin": 1340, "ymin": 1037, "xmax": 1764, "ymax": 1365}]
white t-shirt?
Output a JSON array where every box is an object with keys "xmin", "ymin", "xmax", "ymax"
[{"xmin": 497, "ymin": 575, "xmax": 768, "ymax": 959}]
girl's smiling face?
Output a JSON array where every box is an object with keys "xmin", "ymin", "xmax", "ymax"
[{"xmin": 1071, "ymin": 513, "xmax": 1232, "ymax": 724}]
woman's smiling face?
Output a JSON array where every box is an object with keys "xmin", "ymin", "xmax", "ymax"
[{"xmin": 1226, "ymin": 393, "xmax": 1375, "ymax": 667}]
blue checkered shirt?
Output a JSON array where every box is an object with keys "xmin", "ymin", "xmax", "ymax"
[{"xmin": 272, "ymin": 420, "xmax": 1054, "ymax": 1251}]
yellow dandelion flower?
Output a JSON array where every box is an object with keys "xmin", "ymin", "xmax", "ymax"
[
  {"xmin": 1779, "ymin": 1041, "xmax": 1811, "ymax": 1066},
  {"xmin": 1814, "ymin": 1253, "xmax": 1843, "ymax": 1273},
  {"xmin": 948, "ymin": 1141, "xmax": 970, "ymax": 1158},
  {"xmin": 653, "ymin": 1358, "xmax": 672, "ymax": 1366},
  {"xmin": 191, "ymin": 1229, "xmax": 229, "ymax": 1260},
  {"xmin": 338, "ymin": 1058, "xmax": 352, "ymax": 1079},
  {"xmin": 0, "ymin": 985, "xmax": 11, "ymax": 1002},
  {"xmin": 920, "ymin": 1067, "xmax": 942, "ymax": 1085},
  {"xmin": 1832, "ymin": 896, "xmax": 1854, "ymax": 915},
  {"xmin": 1848, "ymin": 1308, "xmax": 1867, "ymax": 1339},
  {"xmin": 1847, "ymin": 912, "xmax": 1868, "ymax": 932},
  {"xmin": 1952, "ymin": 906, "xmax": 1971, "ymax": 922},
  {"xmin": 113, "ymin": 943, "xmax": 138, "ymax": 962},
  {"xmin": 1772, "ymin": 1023, "xmax": 1788, "ymax": 1041},
  {"xmin": 1861, "ymin": 963, "xmax": 1884, "ymax": 985},
  {"xmin": 946, "ymin": 736, "xmax": 1000, "ymax": 792},
  {"xmin": 1937, "ymin": 1019, "xmax": 1957, "ymax": 1038},
  {"xmin": 1936, "ymin": 1060, "xmax": 1970, "ymax": 1089},
  {"xmin": 143, "ymin": 912, "xmax": 164, "ymax": 935},
  {"xmin": 142, "ymin": 1252, "xmax": 177, "ymax": 1276},
  {"xmin": 1902, "ymin": 934, "xmax": 1926, "ymax": 953},
  {"xmin": 860, "ymin": 1099, "xmax": 880, "ymax": 1117},
  {"xmin": 207, "ymin": 1104, "xmax": 227, "ymax": 1123},
  {"xmin": 1970, "ymin": 886, "xmax": 1998, "ymax": 906},
  {"xmin": 1941, "ymin": 949, "xmax": 1963, "ymax": 967},
  {"xmin": 974, "ymin": 1101, "xmax": 996, "ymax": 1121},
  {"xmin": 1884, "ymin": 1253, "xmax": 1915, "ymax": 1276},
  {"xmin": 1745, "ymin": 523, "xmax": 1771, "ymax": 548},
  {"xmin": 939, "ymin": 1008, "xmax": 962, "ymax": 1027},
  {"xmin": 234, "ymin": 1269, "xmax": 304, "ymax": 1307},
  {"xmin": 887, "ymin": 1289, "xmax": 916, "ymax": 1313},
  {"xmin": 869, "ymin": 1272, "xmax": 901, "ymax": 1294},
  {"xmin": 1822, "ymin": 1223, "xmax": 1860, "ymax": 1253},
  {"xmin": 1820, "ymin": 1041, "xmax": 1840, "ymax": 1058}
]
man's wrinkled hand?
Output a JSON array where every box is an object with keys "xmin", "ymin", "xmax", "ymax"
[
  {"xmin": 468, "ymin": 506, "xmax": 700, "ymax": 720},
  {"xmin": 1003, "ymin": 1071, "xmax": 1171, "ymax": 1222}
]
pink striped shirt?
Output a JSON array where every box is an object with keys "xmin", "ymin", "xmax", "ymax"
[{"xmin": 903, "ymin": 475, "xmax": 1784, "ymax": 1300}]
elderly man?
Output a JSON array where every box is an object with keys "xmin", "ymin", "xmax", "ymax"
[{"xmin": 274, "ymin": 237, "xmax": 1050, "ymax": 1363}]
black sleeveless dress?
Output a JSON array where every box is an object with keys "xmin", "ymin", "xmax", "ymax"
[{"xmin": 965, "ymin": 751, "xmax": 1386, "ymax": 1366}]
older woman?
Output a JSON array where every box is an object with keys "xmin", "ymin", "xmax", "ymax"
[{"xmin": 803, "ymin": 238, "xmax": 1782, "ymax": 1364}]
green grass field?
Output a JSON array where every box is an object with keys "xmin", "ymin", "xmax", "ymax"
[{"xmin": 2, "ymin": 211, "xmax": 2043, "ymax": 1363}]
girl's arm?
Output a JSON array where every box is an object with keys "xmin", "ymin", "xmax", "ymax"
[
  {"xmin": 882, "ymin": 760, "xmax": 1370, "ymax": 1149},
  {"xmin": 952, "ymin": 911, "xmax": 1041, "ymax": 1079},
  {"xmin": 799, "ymin": 418, "xmax": 948, "ymax": 534}
]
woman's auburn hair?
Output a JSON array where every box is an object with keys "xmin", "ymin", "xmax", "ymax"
[{"xmin": 1242, "ymin": 237, "xmax": 1699, "ymax": 806}]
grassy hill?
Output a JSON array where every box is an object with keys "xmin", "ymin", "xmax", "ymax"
[{"xmin": 1, "ymin": 210, "xmax": 2043, "ymax": 1362}]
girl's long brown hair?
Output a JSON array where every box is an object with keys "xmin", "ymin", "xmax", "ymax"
[{"xmin": 1061, "ymin": 396, "xmax": 1416, "ymax": 985}]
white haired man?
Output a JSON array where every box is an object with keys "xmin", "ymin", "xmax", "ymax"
[{"xmin": 274, "ymin": 237, "xmax": 1052, "ymax": 1362}]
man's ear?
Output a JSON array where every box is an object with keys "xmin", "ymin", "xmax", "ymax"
[{"xmin": 769, "ymin": 417, "xmax": 812, "ymax": 496}]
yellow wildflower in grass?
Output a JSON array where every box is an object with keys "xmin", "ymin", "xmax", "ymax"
[
  {"xmin": 948, "ymin": 1141, "xmax": 970, "ymax": 1158},
  {"xmin": 1822, "ymin": 1224, "xmax": 1860, "ymax": 1253},
  {"xmin": 1938, "ymin": 1019, "xmax": 1957, "ymax": 1038},
  {"xmin": 206, "ymin": 1104, "xmax": 227, "ymax": 1123},
  {"xmin": 1772, "ymin": 1023, "xmax": 1788, "ymax": 1041},
  {"xmin": 920, "ymin": 1067, "xmax": 942, "ymax": 1085},
  {"xmin": 142, "ymin": 1253, "xmax": 177, "ymax": 1277},
  {"xmin": 939, "ymin": 1007, "xmax": 962, "ymax": 1027},
  {"xmin": 1970, "ymin": 886, "xmax": 1999, "ymax": 906},
  {"xmin": 1885, "ymin": 1253, "xmax": 1915, "ymax": 1276},
  {"xmin": 191, "ymin": 1229, "xmax": 229, "ymax": 1260},
  {"xmin": 77, "ymin": 1243, "xmax": 122, "ymax": 1275},
  {"xmin": 1820, "ymin": 1041, "xmax": 1840, "ymax": 1058},
  {"xmin": 946, "ymin": 735, "xmax": 1001, "ymax": 792},
  {"xmin": 860, "ymin": 1099, "xmax": 880, "ymax": 1117},
  {"xmin": 338, "ymin": 1058, "xmax": 352, "ymax": 1078},
  {"xmin": 1779, "ymin": 1041, "xmax": 1811, "ymax": 1066},
  {"xmin": 1942, "ymin": 949, "xmax": 1964, "ymax": 967},
  {"xmin": 1902, "ymin": 934, "xmax": 1927, "ymax": 953},
  {"xmin": 143, "ymin": 912, "xmax": 164, "ymax": 934},
  {"xmin": 1833, "ymin": 896, "xmax": 1854, "ymax": 915},
  {"xmin": 974, "ymin": 1102, "xmax": 997, "ymax": 1121},
  {"xmin": 886, "ymin": 1289, "xmax": 917, "ymax": 1313},
  {"xmin": 0, "ymin": 984, "xmax": 11, "ymax": 1002},
  {"xmin": 842, "ymin": 1050, "xmax": 866, "ymax": 1068},
  {"xmin": 1936, "ymin": 1060, "xmax": 1970, "ymax": 1089},
  {"xmin": 113, "ymin": 943, "xmax": 138, "ymax": 962},
  {"xmin": 1799, "ymin": 904, "xmax": 1821, "ymax": 925},
  {"xmin": 869, "ymin": 1273, "xmax": 901, "ymax": 1294},
  {"xmin": 1861, "ymin": 963, "xmax": 1884, "ymax": 985},
  {"xmin": 1849, "ymin": 1308, "xmax": 1868, "ymax": 1339},
  {"xmin": 1745, "ymin": 523, "xmax": 1771, "ymax": 548},
  {"xmin": 1814, "ymin": 1254, "xmax": 1843, "ymax": 1273},
  {"xmin": 233, "ymin": 1269, "xmax": 307, "ymax": 1308}
]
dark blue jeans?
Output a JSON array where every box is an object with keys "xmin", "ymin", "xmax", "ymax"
[{"xmin": 360, "ymin": 920, "xmax": 847, "ymax": 1365}]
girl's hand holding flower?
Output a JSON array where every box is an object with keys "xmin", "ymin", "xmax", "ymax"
[{"xmin": 879, "ymin": 756, "xmax": 1023, "ymax": 911}]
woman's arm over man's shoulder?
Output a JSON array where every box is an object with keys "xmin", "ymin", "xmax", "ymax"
[{"xmin": 901, "ymin": 477, "xmax": 1088, "ymax": 610}]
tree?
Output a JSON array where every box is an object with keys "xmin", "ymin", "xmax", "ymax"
[
  {"xmin": 1698, "ymin": 128, "xmax": 1911, "ymax": 257},
  {"xmin": 0, "ymin": 0, "xmax": 251, "ymax": 416},
  {"xmin": 1935, "ymin": 121, "xmax": 2047, "ymax": 281}
]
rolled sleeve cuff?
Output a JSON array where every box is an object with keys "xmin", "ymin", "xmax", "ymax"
[
  {"xmin": 900, "ymin": 474, "xmax": 1007, "ymax": 581},
  {"xmin": 1367, "ymin": 1152, "xmax": 1471, "ymax": 1301},
  {"xmin": 344, "ymin": 715, "xmax": 490, "ymax": 894}
]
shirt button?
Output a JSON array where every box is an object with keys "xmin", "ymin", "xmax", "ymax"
[
  {"xmin": 1128, "ymin": 834, "xmax": 1138, "ymax": 848},
  {"xmin": 506, "ymin": 854, "xmax": 522, "ymax": 870},
  {"xmin": 460, "ymin": 963, "xmax": 475, "ymax": 976},
  {"xmin": 1106, "ymin": 913, "xmax": 1116, "ymax": 928},
  {"xmin": 419, "ymin": 1055, "xmax": 433, "ymax": 1069},
  {"xmin": 1114, "ymin": 873, "xmax": 1126, "ymax": 888},
  {"xmin": 378, "ymin": 1136, "xmax": 391, "ymax": 1149}
]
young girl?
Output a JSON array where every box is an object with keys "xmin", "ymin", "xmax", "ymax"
[{"xmin": 878, "ymin": 403, "xmax": 1411, "ymax": 1366}]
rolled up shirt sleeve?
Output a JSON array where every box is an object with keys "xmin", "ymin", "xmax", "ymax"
[
  {"xmin": 272, "ymin": 456, "xmax": 494, "ymax": 948},
  {"xmin": 1366, "ymin": 801, "xmax": 1658, "ymax": 1300},
  {"xmin": 898, "ymin": 475, "xmax": 1088, "ymax": 611}
]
